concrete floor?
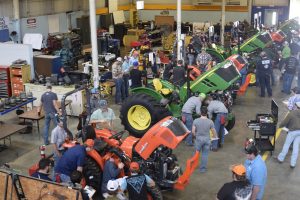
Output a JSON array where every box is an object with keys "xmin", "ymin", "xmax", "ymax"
[{"xmin": 1, "ymin": 70, "xmax": 299, "ymax": 200}]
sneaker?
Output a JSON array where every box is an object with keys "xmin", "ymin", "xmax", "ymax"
[
  {"xmin": 277, "ymin": 158, "xmax": 283, "ymax": 163},
  {"xmin": 290, "ymin": 165, "xmax": 295, "ymax": 169},
  {"xmin": 199, "ymin": 169, "xmax": 207, "ymax": 173}
]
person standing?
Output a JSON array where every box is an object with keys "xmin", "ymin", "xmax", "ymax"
[
  {"xmin": 181, "ymin": 93, "xmax": 206, "ymax": 146},
  {"xmin": 31, "ymin": 158, "xmax": 52, "ymax": 181},
  {"xmin": 256, "ymin": 51, "xmax": 272, "ymax": 97},
  {"xmin": 119, "ymin": 162, "xmax": 157, "ymax": 200},
  {"xmin": 112, "ymin": 57, "xmax": 125, "ymax": 104},
  {"xmin": 50, "ymin": 116, "xmax": 68, "ymax": 172},
  {"xmin": 130, "ymin": 61, "xmax": 143, "ymax": 89},
  {"xmin": 37, "ymin": 84, "xmax": 61, "ymax": 145},
  {"xmin": 196, "ymin": 48, "xmax": 212, "ymax": 73},
  {"xmin": 122, "ymin": 56, "xmax": 130, "ymax": 98},
  {"xmin": 277, "ymin": 102, "xmax": 300, "ymax": 168},
  {"xmin": 279, "ymin": 41, "xmax": 291, "ymax": 70},
  {"xmin": 55, "ymin": 139, "xmax": 94, "ymax": 183},
  {"xmin": 244, "ymin": 141, "xmax": 267, "ymax": 200},
  {"xmin": 192, "ymin": 107, "xmax": 217, "ymax": 173},
  {"xmin": 217, "ymin": 164, "xmax": 252, "ymax": 200},
  {"xmin": 172, "ymin": 60, "xmax": 186, "ymax": 87},
  {"xmin": 102, "ymin": 157, "xmax": 125, "ymax": 198},
  {"xmin": 90, "ymin": 100, "xmax": 116, "ymax": 130},
  {"xmin": 282, "ymin": 52, "xmax": 299, "ymax": 94},
  {"xmin": 187, "ymin": 39, "xmax": 196, "ymax": 66},
  {"xmin": 287, "ymin": 87, "xmax": 300, "ymax": 111},
  {"xmin": 206, "ymin": 96, "xmax": 228, "ymax": 151},
  {"xmin": 162, "ymin": 59, "xmax": 173, "ymax": 81}
]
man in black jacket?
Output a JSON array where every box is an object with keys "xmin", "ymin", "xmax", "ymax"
[
  {"xmin": 282, "ymin": 52, "xmax": 299, "ymax": 94},
  {"xmin": 256, "ymin": 51, "xmax": 272, "ymax": 97}
]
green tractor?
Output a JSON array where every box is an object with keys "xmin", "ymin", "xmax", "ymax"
[{"xmin": 120, "ymin": 55, "xmax": 245, "ymax": 137}]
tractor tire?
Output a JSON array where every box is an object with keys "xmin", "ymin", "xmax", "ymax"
[
  {"xmin": 120, "ymin": 93, "xmax": 172, "ymax": 138},
  {"xmin": 83, "ymin": 156, "xmax": 103, "ymax": 200},
  {"xmin": 147, "ymin": 185, "xmax": 163, "ymax": 200},
  {"xmin": 225, "ymin": 115, "xmax": 235, "ymax": 131}
]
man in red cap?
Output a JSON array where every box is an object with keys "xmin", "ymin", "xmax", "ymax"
[
  {"xmin": 119, "ymin": 162, "xmax": 157, "ymax": 200},
  {"xmin": 216, "ymin": 164, "xmax": 252, "ymax": 200}
]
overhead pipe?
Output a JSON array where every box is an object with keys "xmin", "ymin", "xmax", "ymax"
[
  {"xmin": 89, "ymin": 0, "xmax": 99, "ymax": 89},
  {"xmin": 177, "ymin": 0, "xmax": 182, "ymax": 61},
  {"xmin": 13, "ymin": 0, "xmax": 21, "ymax": 43},
  {"xmin": 221, "ymin": 0, "xmax": 225, "ymax": 46}
]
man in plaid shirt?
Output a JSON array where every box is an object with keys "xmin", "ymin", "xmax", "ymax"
[{"xmin": 196, "ymin": 48, "xmax": 212, "ymax": 73}]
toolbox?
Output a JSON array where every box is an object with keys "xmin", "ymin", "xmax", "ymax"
[
  {"xmin": 247, "ymin": 100, "xmax": 278, "ymax": 154},
  {"xmin": 0, "ymin": 66, "xmax": 12, "ymax": 97}
]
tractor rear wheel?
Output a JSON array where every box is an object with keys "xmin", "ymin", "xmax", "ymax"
[
  {"xmin": 225, "ymin": 114, "xmax": 235, "ymax": 131},
  {"xmin": 83, "ymin": 156, "xmax": 103, "ymax": 200},
  {"xmin": 120, "ymin": 93, "xmax": 172, "ymax": 138}
]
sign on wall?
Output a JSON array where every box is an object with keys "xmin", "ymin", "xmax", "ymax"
[{"xmin": 27, "ymin": 18, "xmax": 37, "ymax": 28}]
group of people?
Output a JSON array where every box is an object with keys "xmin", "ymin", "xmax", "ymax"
[{"xmin": 111, "ymin": 52, "xmax": 143, "ymax": 105}]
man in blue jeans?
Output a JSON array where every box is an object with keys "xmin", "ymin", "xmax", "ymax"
[
  {"xmin": 277, "ymin": 102, "xmax": 300, "ymax": 168},
  {"xmin": 282, "ymin": 52, "xmax": 299, "ymax": 94},
  {"xmin": 181, "ymin": 93, "xmax": 206, "ymax": 146},
  {"xmin": 38, "ymin": 84, "xmax": 61, "ymax": 145},
  {"xmin": 192, "ymin": 106, "xmax": 217, "ymax": 173},
  {"xmin": 207, "ymin": 95, "xmax": 228, "ymax": 151},
  {"xmin": 244, "ymin": 141, "xmax": 267, "ymax": 200},
  {"xmin": 112, "ymin": 57, "xmax": 125, "ymax": 104}
]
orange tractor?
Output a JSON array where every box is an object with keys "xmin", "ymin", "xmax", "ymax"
[{"xmin": 81, "ymin": 116, "xmax": 199, "ymax": 199}]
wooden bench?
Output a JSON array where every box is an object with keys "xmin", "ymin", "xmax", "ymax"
[{"xmin": 0, "ymin": 123, "xmax": 27, "ymax": 152}]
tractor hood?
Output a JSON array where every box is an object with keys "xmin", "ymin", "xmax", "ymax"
[{"xmin": 135, "ymin": 116, "xmax": 189, "ymax": 160}]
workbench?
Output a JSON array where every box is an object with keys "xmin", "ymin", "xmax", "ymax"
[
  {"xmin": 0, "ymin": 98, "xmax": 36, "ymax": 116},
  {"xmin": 0, "ymin": 123, "xmax": 27, "ymax": 151},
  {"xmin": 24, "ymin": 84, "xmax": 86, "ymax": 116}
]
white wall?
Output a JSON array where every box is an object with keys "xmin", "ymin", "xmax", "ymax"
[{"xmin": 138, "ymin": 10, "xmax": 249, "ymax": 23}]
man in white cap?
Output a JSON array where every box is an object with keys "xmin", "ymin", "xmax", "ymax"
[
  {"xmin": 90, "ymin": 100, "xmax": 116, "ymax": 129},
  {"xmin": 277, "ymin": 102, "xmax": 300, "ymax": 168},
  {"xmin": 112, "ymin": 57, "xmax": 125, "ymax": 104}
]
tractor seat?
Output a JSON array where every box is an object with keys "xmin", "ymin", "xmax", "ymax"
[{"xmin": 153, "ymin": 78, "xmax": 172, "ymax": 95}]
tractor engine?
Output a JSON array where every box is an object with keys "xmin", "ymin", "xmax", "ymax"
[{"xmin": 133, "ymin": 146, "xmax": 181, "ymax": 190}]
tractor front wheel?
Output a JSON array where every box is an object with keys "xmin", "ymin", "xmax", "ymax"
[{"xmin": 120, "ymin": 93, "xmax": 172, "ymax": 138}]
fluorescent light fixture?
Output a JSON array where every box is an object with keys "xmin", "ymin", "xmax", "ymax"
[
  {"xmin": 272, "ymin": 11, "xmax": 277, "ymax": 25},
  {"xmin": 136, "ymin": 1, "xmax": 144, "ymax": 10}
]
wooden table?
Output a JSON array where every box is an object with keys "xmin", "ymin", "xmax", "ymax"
[
  {"xmin": 18, "ymin": 107, "xmax": 45, "ymax": 139},
  {"xmin": 0, "ymin": 123, "xmax": 27, "ymax": 151}
]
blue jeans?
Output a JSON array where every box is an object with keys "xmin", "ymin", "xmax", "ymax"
[
  {"xmin": 278, "ymin": 130, "xmax": 300, "ymax": 167},
  {"xmin": 187, "ymin": 54, "xmax": 195, "ymax": 66},
  {"xmin": 59, "ymin": 173, "xmax": 71, "ymax": 183},
  {"xmin": 123, "ymin": 74, "xmax": 130, "ymax": 98},
  {"xmin": 182, "ymin": 113, "xmax": 193, "ymax": 145},
  {"xmin": 195, "ymin": 138, "xmax": 210, "ymax": 171},
  {"xmin": 43, "ymin": 113, "xmax": 57, "ymax": 145},
  {"xmin": 282, "ymin": 73, "xmax": 294, "ymax": 94},
  {"xmin": 211, "ymin": 113, "xmax": 227, "ymax": 150},
  {"xmin": 258, "ymin": 74, "xmax": 272, "ymax": 96},
  {"xmin": 114, "ymin": 78, "xmax": 125, "ymax": 104}
]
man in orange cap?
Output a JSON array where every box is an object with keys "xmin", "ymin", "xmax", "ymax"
[
  {"xmin": 119, "ymin": 162, "xmax": 157, "ymax": 200},
  {"xmin": 216, "ymin": 164, "xmax": 252, "ymax": 200}
]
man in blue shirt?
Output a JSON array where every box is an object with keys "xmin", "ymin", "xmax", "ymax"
[
  {"xmin": 54, "ymin": 139, "xmax": 94, "ymax": 183},
  {"xmin": 244, "ymin": 140, "xmax": 267, "ymax": 200},
  {"xmin": 31, "ymin": 158, "xmax": 52, "ymax": 181}
]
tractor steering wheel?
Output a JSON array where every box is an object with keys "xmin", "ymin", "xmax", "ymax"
[{"xmin": 109, "ymin": 130, "xmax": 127, "ymax": 140}]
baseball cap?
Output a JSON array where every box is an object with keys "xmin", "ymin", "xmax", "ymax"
[
  {"xmin": 231, "ymin": 164, "xmax": 246, "ymax": 176},
  {"xmin": 116, "ymin": 57, "xmax": 122, "ymax": 62},
  {"xmin": 199, "ymin": 93, "xmax": 206, "ymax": 99},
  {"xmin": 130, "ymin": 162, "xmax": 140, "ymax": 171},
  {"xmin": 99, "ymin": 99, "xmax": 108, "ymax": 108},
  {"xmin": 133, "ymin": 61, "xmax": 139, "ymax": 67},
  {"xmin": 107, "ymin": 180, "xmax": 119, "ymax": 192},
  {"xmin": 85, "ymin": 139, "xmax": 94, "ymax": 147},
  {"xmin": 46, "ymin": 82, "xmax": 52, "ymax": 89}
]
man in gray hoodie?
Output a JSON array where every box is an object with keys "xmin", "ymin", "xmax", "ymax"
[{"xmin": 277, "ymin": 102, "xmax": 300, "ymax": 168}]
